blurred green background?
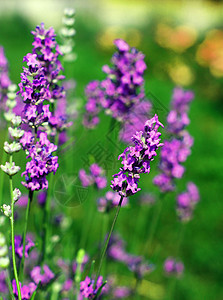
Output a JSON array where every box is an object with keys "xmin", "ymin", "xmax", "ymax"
[{"xmin": 0, "ymin": 0, "xmax": 223, "ymax": 299}]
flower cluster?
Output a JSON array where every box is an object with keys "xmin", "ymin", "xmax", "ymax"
[
  {"xmin": 79, "ymin": 276, "xmax": 106, "ymax": 299},
  {"xmin": 176, "ymin": 182, "xmax": 200, "ymax": 222},
  {"xmin": 83, "ymin": 39, "xmax": 147, "ymax": 128},
  {"xmin": 18, "ymin": 53, "xmax": 51, "ymax": 127},
  {"xmin": 0, "ymin": 46, "xmax": 11, "ymax": 111},
  {"xmin": 79, "ymin": 163, "xmax": 107, "ymax": 189},
  {"xmin": 13, "ymin": 235, "xmax": 35, "ymax": 259},
  {"xmin": 12, "ymin": 279, "xmax": 36, "ymax": 300},
  {"xmin": 164, "ymin": 257, "xmax": 184, "ymax": 277},
  {"xmin": 154, "ymin": 88, "xmax": 194, "ymax": 192},
  {"xmin": 111, "ymin": 114, "xmax": 163, "ymax": 197},
  {"xmin": 30, "ymin": 264, "xmax": 55, "ymax": 286},
  {"xmin": 20, "ymin": 131, "xmax": 58, "ymax": 191},
  {"xmin": 97, "ymin": 191, "xmax": 128, "ymax": 213},
  {"xmin": 167, "ymin": 87, "xmax": 194, "ymax": 135}
]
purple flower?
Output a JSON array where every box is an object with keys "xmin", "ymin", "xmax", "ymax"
[
  {"xmin": 80, "ymin": 276, "xmax": 106, "ymax": 299},
  {"xmin": 31, "ymin": 23, "xmax": 73, "ymax": 137},
  {"xmin": 12, "ymin": 235, "xmax": 34, "ymax": 259},
  {"xmin": 97, "ymin": 191, "xmax": 128, "ymax": 213},
  {"xmin": 167, "ymin": 87, "xmax": 194, "ymax": 135},
  {"xmin": 164, "ymin": 257, "xmax": 184, "ymax": 277},
  {"xmin": 154, "ymin": 88, "xmax": 195, "ymax": 193},
  {"xmin": 176, "ymin": 182, "xmax": 200, "ymax": 222},
  {"xmin": 83, "ymin": 39, "xmax": 147, "ymax": 127},
  {"xmin": 21, "ymin": 132, "xmax": 58, "ymax": 191},
  {"xmin": 79, "ymin": 163, "xmax": 107, "ymax": 190},
  {"xmin": 12, "ymin": 279, "xmax": 36, "ymax": 300},
  {"xmin": 111, "ymin": 114, "xmax": 163, "ymax": 197},
  {"xmin": 30, "ymin": 264, "xmax": 54, "ymax": 286}
]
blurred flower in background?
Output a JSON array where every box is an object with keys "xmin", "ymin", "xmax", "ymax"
[
  {"xmin": 155, "ymin": 24, "xmax": 197, "ymax": 53},
  {"xmin": 196, "ymin": 29, "xmax": 223, "ymax": 77}
]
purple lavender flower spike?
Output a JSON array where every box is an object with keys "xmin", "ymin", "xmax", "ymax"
[
  {"xmin": 20, "ymin": 131, "xmax": 58, "ymax": 191},
  {"xmin": 167, "ymin": 87, "xmax": 194, "ymax": 135},
  {"xmin": 83, "ymin": 39, "xmax": 147, "ymax": 127},
  {"xmin": 154, "ymin": 87, "xmax": 195, "ymax": 193},
  {"xmin": 176, "ymin": 182, "xmax": 200, "ymax": 222},
  {"xmin": 31, "ymin": 23, "xmax": 73, "ymax": 138},
  {"xmin": 111, "ymin": 114, "xmax": 163, "ymax": 197}
]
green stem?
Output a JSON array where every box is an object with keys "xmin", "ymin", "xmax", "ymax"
[
  {"xmin": 95, "ymin": 196, "xmax": 123, "ymax": 287},
  {"xmin": 0, "ymin": 129, "xmax": 8, "ymax": 207},
  {"xmin": 9, "ymin": 156, "xmax": 22, "ymax": 300},
  {"xmin": 19, "ymin": 190, "xmax": 33, "ymax": 281}
]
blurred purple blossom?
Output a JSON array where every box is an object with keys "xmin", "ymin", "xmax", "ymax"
[
  {"xmin": 11, "ymin": 235, "xmax": 34, "ymax": 259},
  {"xmin": 30, "ymin": 264, "xmax": 54, "ymax": 286},
  {"xmin": 164, "ymin": 257, "xmax": 184, "ymax": 277},
  {"xmin": 177, "ymin": 182, "xmax": 200, "ymax": 222},
  {"xmin": 79, "ymin": 276, "xmax": 106, "ymax": 299},
  {"xmin": 79, "ymin": 163, "xmax": 107, "ymax": 189},
  {"xmin": 154, "ymin": 88, "xmax": 194, "ymax": 193}
]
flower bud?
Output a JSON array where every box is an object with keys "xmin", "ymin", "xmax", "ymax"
[
  {"xmin": 8, "ymin": 127, "xmax": 24, "ymax": 139},
  {"xmin": 11, "ymin": 116, "xmax": 22, "ymax": 127},
  {"xmin": 1, "ymin": 204, "xmax": 11, "ymax": 218},
  {"xmin": 1, "ymin": 162, "xmax": 21, "ymax": 176},
  {"xmin": 64, "ymin": 8, "xmax": 75, "ymax": 18},
  {"xmin": 13, "ymin": 188, "xmax": 22, "ymax": 202},
  {"xmin": 6, "ymin": 98, "xmax": 16, "ymax": 108},
  {"xmin": 63, "ymin": 17, "xmax": 75, "ymax": 27},
  {"xmin": 8, "ymin": 84, "xmax": 17, "ymax": 93},
  {"xmin": 0, "ymin": 256, "xmax": 10, "ymax": 268},
  {"xmin": 4, "ymin": 111, "xmax": 16, "ymax": 122},
  {"xmin": 76, "ymin": 248, "xmax": 85, "ymax": 264},
  {"xmin": 4, "ymin": 141, "xmax": 22, "ymax": 154},
  {"xmin": 0, "ymin": 232, "xmax": 6, "ymax": 247},
  {"xmin": 0, "ymin": 245, "xmax": 7, "ymax": 257}
]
